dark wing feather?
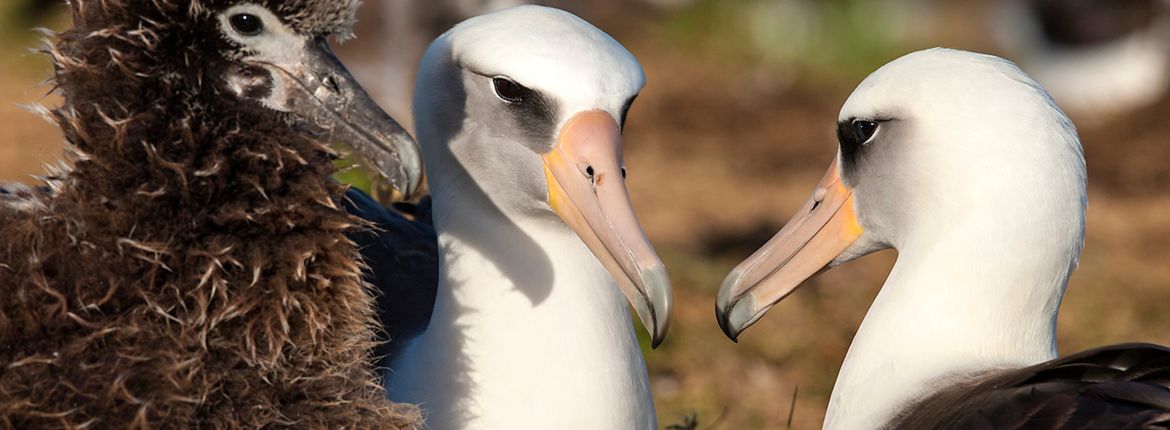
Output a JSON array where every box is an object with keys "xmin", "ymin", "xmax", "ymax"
[
  {"xmin": 890, "ymin": 343, "xmax": 1170, "ymax": 429},
  {"xmin": 342, "ymin": 188, "xmax": 439, "ymax": 371}
]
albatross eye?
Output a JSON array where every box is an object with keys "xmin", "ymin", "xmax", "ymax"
[
  {"xmin": 853, "ymin": 120, "xmax": 879, "ymax": 144},
  {"xmin": 492, "ymin": 77, "xmax": 527, "ymax": 103},
  {"xmin": 229, "ymin": 13, "xmax": 264, "ymax": 36}
]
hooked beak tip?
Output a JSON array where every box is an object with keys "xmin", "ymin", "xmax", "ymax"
[
  {"xmin": 643, "ymin": 264, "xmax": 672, "ymax": 349},
  {"xmin": 716, "ymin": 277, "xmax": 758, "ymax": 342},
  {"xmin": 716, "ymin": 303, "xmax": 740, "ymax": 342},
  {"xmin": 399, "ymin": 162, "xmax": 424, "ymax": 199},
  {"xmin": 717, "ymin": 272, "xmax": 736, "ymax": 341},
  {"xmin": 651, "ymin": 333, "xmax": 665, "ymax": 350},
  {"xmin": 272, "ymin": 38, "xmax": 423, "ymax": 201}
]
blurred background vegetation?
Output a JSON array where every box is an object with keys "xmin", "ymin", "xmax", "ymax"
[{"xmin": 1, "ymin": 1, "xmax": 1168, "ymax": 428}]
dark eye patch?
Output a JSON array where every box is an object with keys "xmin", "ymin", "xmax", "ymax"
[
  {"xmin": 838, "ymin": 118, "xmax": 885, "ymax": 172},
  {"xmin": 489, "ymin": 76, "xmax": 559, "ymax": 145},
  {"xmin": 229, "ymin": 13, "xmax": 264, "ymax": 36}
]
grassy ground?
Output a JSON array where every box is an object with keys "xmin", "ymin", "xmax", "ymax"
[{"xmin": 2, "ymin": 2, "xmax": 1168, "ymax": 429}]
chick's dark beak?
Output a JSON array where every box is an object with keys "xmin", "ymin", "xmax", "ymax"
[{"xmin": 261, "ymin": 37, "xmax": 423, "ymax": 200}]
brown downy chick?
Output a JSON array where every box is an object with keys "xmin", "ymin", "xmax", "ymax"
[{"xmin": 0, "ymin": 0, "xmax": 423, "ymax": 428}]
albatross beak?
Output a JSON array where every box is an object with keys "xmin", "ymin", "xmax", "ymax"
[
  {"xmin": 717, "ymin": 154, "xmax": 864, "ymax": 341},
  {"xmin": 262, "ymin": 37, "xmax": 423, "ymax": 199},
  {"xmin": 542, "ymin": 110, "xmax": 672, "ymax": 348}
]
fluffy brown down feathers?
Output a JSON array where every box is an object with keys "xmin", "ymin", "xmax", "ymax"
[{"xmin": 0, "ymin": 1, "xmax": 418, "ymax": 428}]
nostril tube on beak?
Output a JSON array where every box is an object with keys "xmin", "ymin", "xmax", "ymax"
[{"xmin": 812, "ymin": 187, "xmax": 828, "ymax": 211}]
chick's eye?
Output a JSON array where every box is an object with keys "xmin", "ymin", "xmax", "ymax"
[
  {"xmin": 492, "ymin": 77, "xmax": 526, "ymax": 103},
  {"xmin": 230, "ymin": 13, "xmax": 264, "ymax": 36},
  {"xmin": 853, "ymin": 120, "xmax": 879, "ymax": 144}
]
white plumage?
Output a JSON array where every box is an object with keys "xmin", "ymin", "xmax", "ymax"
[{"xmin": 385, "ymin": 6, "xmax": 665, "ymax": 429}]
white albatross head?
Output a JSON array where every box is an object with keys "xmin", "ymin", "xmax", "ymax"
[
  {"xmin": 718, "ymin": 48, "xmax": 1088, "ymax": 339},
  {"xmin": 413, "ymin": 5, "xmax": 671, "ymax": 346}
]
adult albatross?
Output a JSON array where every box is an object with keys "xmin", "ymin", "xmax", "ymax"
[
  {"xmin": 717, "ymin": 48, "xmax": 1170, "ymax": 429},
  {"xmin": 382, "ymin": 6, "xmax": 671, "ymax": 429}
]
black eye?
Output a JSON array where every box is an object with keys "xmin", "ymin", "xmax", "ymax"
[
  {"xmin": 853, "ymin": 120, "xmax": 879, "ymax": 144},
  {"xmin": 230, "ymin": 13, "xmax": 264, "ymax": 36},
  {"xmin": 492, "ymin": 77, "xmax": 526, "ymax": 103}
]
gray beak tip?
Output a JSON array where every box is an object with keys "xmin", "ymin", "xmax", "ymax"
[
  {"xmin": 716, "ymin": 293, "xmax": 760, "ymax": 342},
  {"xmin": 716, "ymin": 269, "xmax": 746, "ymax": 341},
  {"xmin": 276, "ymin": 38, "xmax": 423, "ymax": 202},
  {"xmin": 643, "ymin": 264, "xmax": 673, "ymax": 349},
  {"xmin": 387, "ymin": 133, "xmax": 425, "ymax": 199},
  {"xmin": 384, "ymin": 160, "xmax": 423, "ymax": 201},
  {"xmin": 716, "ymin": 302, "xmax": 740, "ymax": 342}
]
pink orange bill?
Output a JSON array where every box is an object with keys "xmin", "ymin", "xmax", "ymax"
[
  {"xmin": 716, "ymin": 154, "xmax": 864, "ymax": 341},
  {"xmin": 542, "ymin": 110, "xmax": 672, "ymax": 348}
]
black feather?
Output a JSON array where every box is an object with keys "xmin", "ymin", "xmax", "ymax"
[
  {"xmin": 342, "ymin": 187, "xmax": 438, "ymax": 371},
  {"xmin": 889, "ymin": 344, "xmax": 1170, "ymax": 429}
]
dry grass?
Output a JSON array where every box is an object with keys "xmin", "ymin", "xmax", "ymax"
[{"xmin": 2, "ymin": 3, "xmax": 1168, "ymax": 429}]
